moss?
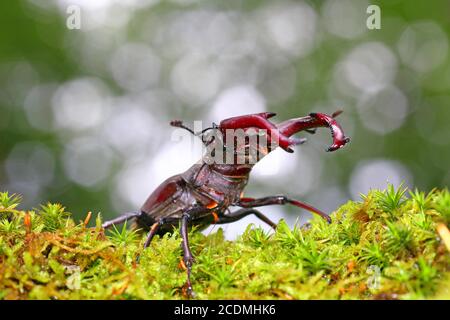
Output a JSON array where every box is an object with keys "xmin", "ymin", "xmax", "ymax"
[{"xmin": 0, "ymin": 186, "xmax": 449, "ymax": 300}]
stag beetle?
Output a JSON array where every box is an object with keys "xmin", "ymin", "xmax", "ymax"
[{"xmin": 102, "ymin": 111, "xmax": 350, "ymax": 296}]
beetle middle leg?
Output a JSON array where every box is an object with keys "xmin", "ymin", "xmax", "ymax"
[
  {"xmin": 143, "ymin": 220, "xmax": 162, "ymax": 249},
  {"xmin": 180, "ymin": 211, "xmax": 196, "ymax": 297},
  {"xmin": 238, "ymin": 196, "xmax": 332, "ymax": 224},
  {"xmin": 213, "ymin": 208, "xmax": 277, "ymax": 230},
  {"xmin": 178, "ymin": 207, "xmax": 210, "ymax": 297},
  {"xmin": 133, "ymin": 219, "xmax": 164, "ymax": 263}
]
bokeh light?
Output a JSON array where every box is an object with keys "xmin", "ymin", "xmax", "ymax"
[{"xmin": 349, "ymin": 159, "xmax": 413, "ymax": 199}]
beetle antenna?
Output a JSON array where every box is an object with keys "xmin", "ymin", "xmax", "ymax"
[
  {"xmin": 170, "ymin": 120, "xmax": 196, "ymax": 135},
  {"xmin": 196, "ymin": 122, "xmax": 218, "ymax": 135},
  {"xmin": 170, "ymin": 120, "xmax": 219, "ymax": 145},
  {"xmin": 199, "ymin": 123, "xmax": 219, "ymax": 145}
]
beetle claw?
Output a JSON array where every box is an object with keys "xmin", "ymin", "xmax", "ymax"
[
  {"xmin": 182, "ymin": 282, "xmax": 196, "ymax": 299},
  {"xmin": 326, "ymin": 136, "xmax": 351, "ymax": 152},
  {"xmin": 278, "ymin": 111, "xmax": 350, "ymax": 153},
  {"xmin": 331, "ymin": 110, "xmax": 343, "ymax": 118},
  {"xmin": 264, "ymin": 112, "xmax": 277, "ymax": 119}
]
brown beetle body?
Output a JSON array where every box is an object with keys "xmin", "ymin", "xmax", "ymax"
[{"xmin": 135, "ymin": 163, "xmax": 250, "ymax": 234}]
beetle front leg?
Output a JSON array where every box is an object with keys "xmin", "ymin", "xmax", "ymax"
[
  {"xmin": 238, "ymin": 196, "xmax": 332, "ymax": 224},
  {"xmin": 180, "ymin": 212, "xmax": 195, "ymax": 297}
]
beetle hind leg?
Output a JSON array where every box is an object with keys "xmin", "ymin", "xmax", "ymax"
[
  {"xmin": 238, "ymin": 196, "xmax": 332, "ymax": 224},
  {"xmin": 101, "ymin": 211, "xmax": 142, "ymax": 229},
  {"xmin": 213, "ymin": 208, "xmax": 277, "ymax": 230}
]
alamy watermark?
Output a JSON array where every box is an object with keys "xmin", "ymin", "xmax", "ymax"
[
  {"xmin": 366, "ymin": 265, "xmax": 381, "ymax": 290},
  {"xmin": 65, "ymin": 4, "xmax": 380, "ymax": 31},
  {"xmin": 366, "ymin": 5, "xmax": 381, "ymax": 30},
  {"xmin": 66, "ymin": 5, "xmax": 81, "ymax": 30}
]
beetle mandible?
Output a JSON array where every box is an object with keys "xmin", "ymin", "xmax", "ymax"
[{"xmin": 102, "ymin": 111, "xmax": 350, "ymax": 296}]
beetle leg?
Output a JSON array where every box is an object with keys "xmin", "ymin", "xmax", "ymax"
[
  {"xmin": 143, "ymin": 221, "xmax": 161, "ymax": 249},
  {"xmin": 134, "ymin": 220, "xmax": 164, "ymax": 264},
  {"xmin": 180, "ymin": 212, "xmax": 195, "ymax": 297},
  {"xmin": 213, "ymin": 208, "xmax": 277, "ymax": 230},
  {"xmin": 238, "ymin": 196, "xmax": 332, "ymax": 224},
  {"xmin": 101, "ymin": 211, "xmax": 142, "ymax": 229}
]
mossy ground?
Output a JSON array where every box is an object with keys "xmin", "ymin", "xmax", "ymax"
[{"xmin": 0, "ymin": 186, "xmax": 449, "ymax": 300}]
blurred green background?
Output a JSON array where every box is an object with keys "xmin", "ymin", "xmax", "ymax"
[{"xmin": 0, "ymin": 0, "xmax": 449, "ymax": 239}]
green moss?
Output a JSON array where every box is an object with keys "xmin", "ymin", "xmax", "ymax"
[{"xmin": 0, "ymin": 186, "xmax": 449, "ymax": 300}]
